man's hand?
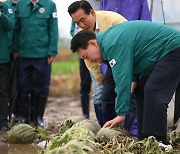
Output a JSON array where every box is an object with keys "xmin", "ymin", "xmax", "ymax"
[
  {"xmin": 13, "ymin": 52, "xmax": 19, "ymax": 60},
  {"xmin": 131, "ymin": 82, "xmax": 137, "ymax": 93},
  {"xmin": 97, "ymin": 76, "xmax": 104, "ymax": 84},
  {"xmin": 48, "ymin": 56, "xmax": 54, "ymax": 64},
  {"xmin": 103, "ymin": 116, "xmax": 125, "ymax": 128}
]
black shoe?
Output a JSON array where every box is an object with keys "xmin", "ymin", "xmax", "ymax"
[
  {"xmin": 34, "ymin": 96, "xmax": 48, "ymax": 127},
  {"xmin": 34, "ymin": 116, "xmax": 44, "ymax": 127},
  {"xmin": 17, "ymin": 117, "xmax": 29, "ymax": 124},
  {"xmin": 13, "ymin": 115, "xmax": 21, "ymax": 123},
  {"xmin": 156, "ymin": 136, "xmax": 170, "ymax": 145},
  {"xmin": 0, "ymin": 125, "xmax": 8, "ymax": 132}
]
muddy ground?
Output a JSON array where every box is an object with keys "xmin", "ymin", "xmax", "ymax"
[
  {"xmin": 45, "ymin": 97, "xmax": 96, "ymax": 127},
  {"xmin": 0, "ymin": 97, "xmax": 96, "ymax": 154},
  {"xmin": 0, "ymin": 97, "xmax": 180, "ymax": 154}
]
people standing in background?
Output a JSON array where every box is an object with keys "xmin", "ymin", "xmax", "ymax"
[
  {"xmin": 100, "ymin": 0, "xmax": 151, "ymax": 137},
  {"xmin": 0, "ymin": 0, "xmax": 14, "ymax": 131},
  {"xmin": 13, "ymin": 0, "xmax": 58, "ymax": 127},
  {"xmin": 68, "ymin": 0, "xmax": 127, "ymax": 127}
]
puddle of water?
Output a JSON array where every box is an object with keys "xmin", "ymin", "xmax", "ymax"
[{"xmin": 0, "ymin": 143, "xmax": 40, "ymax": 154}]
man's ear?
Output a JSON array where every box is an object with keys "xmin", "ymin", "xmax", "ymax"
[
  {"xmin": 90, "ymin": 9, "xmax": 95, "ymax": 16},
  {"xmin": 88, "ymin": 40, "xmax": 98, "ymax": 48}
]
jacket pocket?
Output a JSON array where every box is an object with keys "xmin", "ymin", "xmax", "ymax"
[
  {"xmin": 18, "ymin": 14, "xmax": 30, "ymax": 26},
  {"xmin": 35, "ymin": 12, "xmax": 49, "ymax": 26}
]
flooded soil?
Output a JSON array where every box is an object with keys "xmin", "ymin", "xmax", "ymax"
[{"xmin": 0, "ymin": 97, "xmax": 96, "ymax": 154}]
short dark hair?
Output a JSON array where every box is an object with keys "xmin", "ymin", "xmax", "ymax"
[
  {"xmin": 70, "ymin": 30, "xmax": 96, "ymax": 53},
  {"xmin": 68, "ymin": 0, "xmax": 93, "ymax": 16}
]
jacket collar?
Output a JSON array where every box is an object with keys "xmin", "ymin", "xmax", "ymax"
[
  {"xmin": 0, "ymin": 2, "xmax": 3, "ymax": 8},
  {"xmin": 96, "ymin": 33, "xmax": 106, "ymax": 60},
  {"xmin": 9, "ymin": 0, "xmax": 14, "ymax": 6},
  {"xmin": 26, "ymin": 0, "xmax": 45, "ymax": 6}
]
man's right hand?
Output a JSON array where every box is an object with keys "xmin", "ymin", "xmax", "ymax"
[
  {"xmin": 13, "ymin": 52, "xmax": 19, "ymax": 60},
  {"xmin": 103, "ymin": 116, "xmax": 125, "ymax": 128}
]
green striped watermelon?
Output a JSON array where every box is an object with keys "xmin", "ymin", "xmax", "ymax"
[
  {"xmin": 8, "ymin": 124, "xmax": 35, "ymax": 144},
  {"xmin": 72, "ymin": 119, "xmax": 101, "ymax": 135}
]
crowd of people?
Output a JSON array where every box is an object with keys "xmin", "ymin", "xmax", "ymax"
[
  {"xmin": 0, "ymin": 0, "xmax": 58, "ymax": 131},
  {"xmin": 0, "ymin": 0, "xmax": 179, "ymax": 146}
]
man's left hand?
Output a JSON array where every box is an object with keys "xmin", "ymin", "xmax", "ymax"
[
  {"xmin": 103, "ymin": 116, "xmax": 125, "ymax": 128},
  {"xmin": 48, "ymin": 56, "xmax": 54, "ymax": 64}
]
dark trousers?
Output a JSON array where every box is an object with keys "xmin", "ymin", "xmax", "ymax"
[
  {"xmin": 101, "ymin": 67, "xmax": 117, "ymax": 103},
  {"xmin": 18, "ymin": 58, "xmax": 51, "ymax": 121},
  {"xmin": 101, "ymin": 66, "xmax": 117, "ymax": 123},
  {"xmin": 9, "ymin": 59, "xmax": 21, "ymax": 118},
  {"xmin": 135, "ymin": 48, "xmax": 180, "ymax": 140},
  {"xmin": 134, "ymin": 76, "xmax": 148, "ymax": 140},
  {"xmin": 101, "ymin": 66, "xmax": 137, "ymax": 135},
  {"xmin": 124, "ymin": 93, "xmax": 137, "ymax": 133},
  {"xmin": 11, "ymin": 59, "xmax": 36, "ymax": 122},
  {"xmin": 79, "ymin": 59, "xmax": 91, "ymax": 118},
  {"xmin": 80, "ymin": 59, "xmax": 91, "ymax": 95},
  {"xmin": 18, "ymin": 57, "xmax": 51, "ymax": 96},
  {"xmin": 174, "ymin": 83, "xmax": 180, "ymax": 124},
  {"xmin": 0, "ymin": 62, "xmax": 10, "ymax": 125}
]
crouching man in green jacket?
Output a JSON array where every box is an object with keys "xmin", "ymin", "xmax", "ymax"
[
  {"xmin": 0, "ymin": 0, "xmax": 14, "ymax": 131},
  {"xmin": 70, "ymin": 20, "xmax": 180, "ymax": 144}
]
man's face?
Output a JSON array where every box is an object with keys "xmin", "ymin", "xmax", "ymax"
[
  {"xmin": 77, "ymin": 40, "xmax": 103, "ymax": 64},
  {"xmin": 71, "ymin": 8, "xmax": 96, "ymax": 31}
]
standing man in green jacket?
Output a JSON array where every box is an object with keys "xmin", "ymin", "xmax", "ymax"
[
  {"xmin": 13, "ymin": 0, "xmax": 58, "ymax": 127},
  {"xmin": 0, "ymin": 0, "xmax": 14, "ymax": 131},
  {"xmin": 70, "ymin": 21, "xmax": 180, "ymax": 144}
]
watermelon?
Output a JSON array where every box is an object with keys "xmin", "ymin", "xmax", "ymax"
[
  {"xmin": 58, "ymin": 116, "xmax": 85, "ymax": 134},
  {"xmin": 47, "ymin": 139, "xmax": 99, "ymax": 154},
  {"xmin": 8, "ymin": 124, "xmax": 35, "ymax": 144},
  {"xmin": 72, "ymin": 119, "xmax": 101, "ymax": 135},
  {"xmin": 96, "ymin": 127, "xmax": 128, "ymax": 142},
  {"xmin": 49, "ymin": 127, "xmax": 95, "ymax": 150},
  {"xmin": 66, "ymin": 116, "xmax": 85, "ymax": 123}
]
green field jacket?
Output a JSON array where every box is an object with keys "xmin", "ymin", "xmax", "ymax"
[
  {"xmin": 97, "ymin": 21, "xmax": 180, "ymax": 116},
  {"xmin": 13, "ymin": 0, "xmax": 58, "ymax": 58},
  {"xmin": 0, "ymin": 1, "xmax": 14, "ymax": 63}
]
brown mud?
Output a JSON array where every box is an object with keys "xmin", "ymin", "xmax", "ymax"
[{"xmin": 0, "ymin": 97, "xmax": 96, "ymax": 154}]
